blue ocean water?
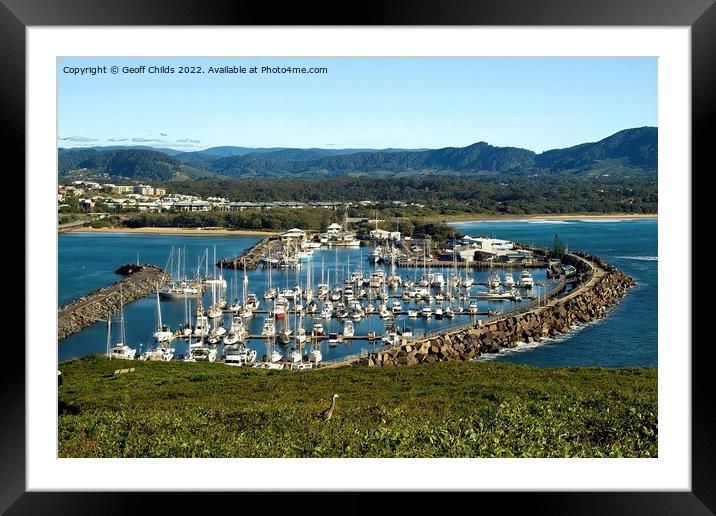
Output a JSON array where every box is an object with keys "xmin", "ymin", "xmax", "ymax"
[
  {"xmin": 57, "ymin": 218, "xmax": 657, "ymax": 368},
  {"xmin": 449, "ymin": 218, "xmax": 657, "ymax": 367}
]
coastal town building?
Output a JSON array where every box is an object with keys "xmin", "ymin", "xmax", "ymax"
[
  {"xmin": 134, "ymin": 184, "xmax": 155, "ymax": 196},
  {"xmin": 174, "ymin": 199, "xmax": 211, "ymax": 211},
  {"xmin": 369, "ymin": 229, "xmax": 401, "ymax": 242}
]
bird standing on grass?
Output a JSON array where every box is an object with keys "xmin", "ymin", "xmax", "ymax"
[{"xmin": 320, "ymin": 394, "xmax": 339, "ymax": 421}]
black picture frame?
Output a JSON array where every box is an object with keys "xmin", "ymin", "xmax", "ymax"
[{"xmin": 5, "ymin": 0, "xmax": 707, "ymax": 513}]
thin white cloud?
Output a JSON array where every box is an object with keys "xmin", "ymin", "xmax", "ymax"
[
  {"xmin": 59, "ymin": 136, "xmax": 99, "ymax": 142},
  {"xmin": 131, "ymin": 137, "xmax": 161, "ymax": 142}
]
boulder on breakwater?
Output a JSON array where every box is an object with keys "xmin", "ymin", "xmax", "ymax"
[
  {"xmin": 58, "ymin": 264, "xmax": 171, "ymax": 340},
  {"xmin": 360, "ymin": 253, "xmax": 636, "ymax": 367}
]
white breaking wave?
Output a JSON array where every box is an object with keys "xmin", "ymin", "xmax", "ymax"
[
  {"xmin": 616, "ymin": 256, "xmax": 658, "ymax": 262},
  {"xmin": 446, "ymin": 219, "xmax": 530, "ymax": 225},
  {"xmin": 473, "ymin": 318, "xmax": 600, "ymax": 362},
  {"xmin": 577, "ymin": 218, "xmax": 626, "ymax": 223},
  {"xmin": 527, "ymin": 219, "xmax": 573, "ymax": 225}
]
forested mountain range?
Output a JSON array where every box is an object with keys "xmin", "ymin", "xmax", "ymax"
[{"xmin": 58, "ymin": 127, "xmax": 657, "ymax": 182}]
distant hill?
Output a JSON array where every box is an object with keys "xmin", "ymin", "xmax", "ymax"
[
  {"xmin": 57, "ymin": 127, "xmax": 657, "ymax": 182},
  {"xmin": 534, "ymin": 127, "xmax": 657, "ymax": 172},
  {"xmin": 205, "ymin": 142, "xmax": 537, "ymax": 178},
  {"xmin": 58, "ymin": 148, "xmax": 181, "ymax": 181},
  {"xmin": 184, "ymin": 146, "xmax": 430, "ymax": 158},
  {"xmin": 81, "ymin": 145, "xmax": 186, "ymax": 157}
]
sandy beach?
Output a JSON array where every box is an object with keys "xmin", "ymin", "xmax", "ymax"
[
  {"xmin": 434, "ymin": 213, "xmax": 657, "ymax": 222},
  {"xmin": 65, "ymin": 227, "xmax": 279, "ymax": 236}
]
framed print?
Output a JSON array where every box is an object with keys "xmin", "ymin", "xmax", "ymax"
[{"xmin": 5, "ymin": 0, "xmax": 710, "ymax": 513}]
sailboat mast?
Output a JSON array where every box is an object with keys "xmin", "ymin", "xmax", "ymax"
[
  {"xmin": 119, "ymin": 287, "xmax": 126, "ymax": 345},
  {"xmin": 213, "ymin": 245, "xmax": 217, "ymax": 280},
  {"xmin": 242, "ymin": 258, "xmax": 247, "ymax": 305},
  {"xmin": 233, "ymin": 255, "xmax": 238, "ymax": 300},
  {"xmin": 106, "ymin": 312, "xmax": 112, "ymax": 357},
  {"xmin": 156, "ymin": 285, "xmax": 162, "ymax": 331}
]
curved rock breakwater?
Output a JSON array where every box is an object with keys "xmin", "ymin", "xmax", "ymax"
[
  {"xmin": 58, "ymin": 264, "xmax": 171, "ymax": 340},
  {"xmin": 361, "ymin": 253, "xmax": 636, "ymax": 367}
]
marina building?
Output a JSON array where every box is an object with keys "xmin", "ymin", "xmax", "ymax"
[
  {"xmin": 280, "ymin": 228, "xmax": 308, "ymax": 242},
  {"xmin": 174, "ymin": 200, "xmax": 211, "ymax": 212}
]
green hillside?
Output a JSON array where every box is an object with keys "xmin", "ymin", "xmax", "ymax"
[
  {"xmin": 58, "ymin": 355, "xmax": 657, "ymax": 458},
  {"xmin": 57, "ymin": 127, "xmax": 658, "ymax": 182}
]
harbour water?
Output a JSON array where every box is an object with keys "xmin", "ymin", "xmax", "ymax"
[
  {"xmin": 58, "ymin": 218, "xmax": 657, "ymax": 367},
  {"xmin": 449, "ymin": 217, "xmax": 657, "ymax": 367}
]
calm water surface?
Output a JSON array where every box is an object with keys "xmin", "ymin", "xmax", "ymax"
[{"xmin": 58, "ymin": 218, "xmax": 657, "ymax": 368}]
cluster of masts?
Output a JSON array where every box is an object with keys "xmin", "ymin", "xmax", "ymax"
[
  {"xmin": 107, "ymin": 244, "xmax": 540, "ymax": 368},
  {"xmin": 260, "ymin": 239, "xmax": 322, "ymax": 269}
]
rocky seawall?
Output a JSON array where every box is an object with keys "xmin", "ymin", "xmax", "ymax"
[
  {"xmin": 217, "ymin": 236, "xmax": 276, "ymax": 270},
  {"xmin": 58, "ymin": 264, "xmax": 171, "ymax": 340},
  {"xmin": 361, "ymin": 253, "xmax": 636, "ymax": 367}
]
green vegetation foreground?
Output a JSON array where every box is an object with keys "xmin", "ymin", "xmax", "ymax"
[{"xmin": 59, "ymin": 355, "xmax": 657, "ymax": 458}]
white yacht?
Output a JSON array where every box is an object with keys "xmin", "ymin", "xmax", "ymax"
[
  {"xmin": 488, "ymin": 270, "xmax": 501, "ymax": 289},
  {"xmin": 296, "ymin": 326, "xmax": 307, "ymax": 344},
  {"xmin": 312, "ymin": 322, "xmax": 325, "ymax": 336},
  {"xmin": 206, "ymin": 304, "xmax": 223, "ymax": 319},
  {"xmin": 153, "ymin": 325, "xmax": 175, "ymax": 344},
  {"xmin": 434, "ymin": 305, "xmax": 444, "ymax": 319},
  {"xmin": 430, "ymin": 273, "xmax": 446, "ymax": 289},
  {"xmin": 504, "ymin": 273, "xmax": 515, "ymax": 288},
  {"xmin": 105, "ymin": 293, "xmax": 136, "ymax": 360},
  {"xmin": 152, "ymin": 288, "xmax": 175, "ymax": 343},
  {"xmin": 309, "ymin": 347, "xmax": 323, "ymax": 364},
  {"xmin": 190, "ymin": 346, "xmax": 217, "ymax": 362},
  {"xmin": 369, "ymin": 271, "xmax": 385, "ymax": 288},
  {"xmin": 468, "ymin": 300, "xmax": 478, "ymax": 314},
  {"xmin": 520, "ymin": 269, "xmax": 534, "ymax": 288},
  {"xmin": 379, "ymin": 304, "xmax": 392, "ymax": 319},
  {"xmin": 407, "ymin": 308, "xmax": 418, "ymax": 318},
  {"xmin": 273, "ymin": 298, "xmax": 287, "ymax": 319},
  {"xmin": 444, "ymin": 306, "xmax": 455, "ymax": 318},
  {"xmin": 270, "ymin": 349, "xmax": 283, "ymax": 363},
  {"xmin": 108, "ymin": 343, "xmax": 137, "ymax": 360},
  {"xmin": 287, "ymin": 347, "xmax": 303, "ymax": 363},
  {"xmin": 140, "ymin": 346, "xmax": 175, "ymax": 362},
  {"xmin": 245, "ymin": 293, "xmax": 260, "ymax": 310},
  {"xmin": 420, "ymin": 305, "xmax": 432, "ymax": 319},
  {"xmin": 328, "ymin": 332, "xmax": 340, "ymax": 346},
  {"xmin": 343, "ymin": 319, "xmax": 355, "ymax": 338},
  {"xmin": 382, "ymin": 323, "xmax": 400, "ymax": 346},
  {"xmin": 320, "ymin": 302, "xmax": 333, "ymax": 319},
  {"xmin": 210, "ymin": 321, "xmax": 227, "ymax": 337},
  {"xmin": 225, "ymin": 345, "xmax": 257, "ymax": 366},
  {"xmin": 194, "ymin": 314, "xmax": 210, "ymax": 337},
  {"xmin": 388, "ymin": 275, "xmax": 401, "ymax": 289},
  {"xmin": 261, "ymin": 318, "xmax": 276, "ymax": 337},
  {"xmin": 276, "ymin": 326, "xmax": 293, "ymax": 346},
  {"xmin": 222, "ymin": 331, "xmax": 240, "ymax": 346},
  {"xmin": 317, "ymin": 283, "xmax": 330, "ymax": 299},
  {"xmin": 305, "ymin": 300, "xmax": 319, "ymax": 314},
  {"xmin": 159, "ymin": 280, "xmax": 202, "ymax": 299}
]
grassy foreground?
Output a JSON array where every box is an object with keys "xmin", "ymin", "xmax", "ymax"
[{"xmin": 58, "ymin": 354, "xmax": 657, "ymax": 458}]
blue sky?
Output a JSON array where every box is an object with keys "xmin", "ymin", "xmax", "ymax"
[{"xmin": 58, "ymin": 57, "xmax": 657, "ymax": 153}]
